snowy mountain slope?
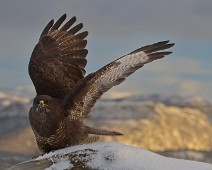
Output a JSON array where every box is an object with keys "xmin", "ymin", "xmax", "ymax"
[{"xmin": 9, "ymin": 142, "xmax": 212, "ymax": 170}]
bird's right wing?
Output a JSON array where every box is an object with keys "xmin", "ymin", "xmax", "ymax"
[
  {"xmin": 28, "ymin": 14, "xmax": 88, "ymax": 99},
  {"xmin": 63, "ymin": 41, "xmax": 174, "ymax": 120}
]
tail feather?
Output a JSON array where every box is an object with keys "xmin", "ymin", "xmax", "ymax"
[
  {"xmin": 80, "ymin": 136, "xmax": 99, "ymax": 144},
  {"xmin": 85, "ymin": 126, "xmax": 123, "ymax": 136}
]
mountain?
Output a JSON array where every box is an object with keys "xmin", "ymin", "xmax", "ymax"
[
  {"xmin": 0, "ymin": 90, "xmax": 212, "ymax": 169},
  {"xmin": 8, "ymin": 142, "xmax": 212, "ymax": 170},
  {"xmin": 93, "ymin": 102, "xmax": 212, "ymax": 151}
]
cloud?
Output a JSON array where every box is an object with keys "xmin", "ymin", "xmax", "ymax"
[
  {"xmin": 0, "ymin": 1, "xmax": 211, "ymax": 102},
  {"xmin": 104, "ymin": 91, "xmax": 134, "ymax": 99},
  {"xmin": 1, "ymin": 0, "xmax": 212, "ymax": 41},
  {"xmin": 177, "ymin": 80, "xmax": 212, "ymax": 102},
  {"xmin": 0, "ymin": 1, "xmax": 211, "ymax": 60},
  {"xmin": 179, "ymin": 81, "xmax": 202, "ymax": 96},
  {"xmin": 190, "ymin": 0, "xmax": 212, "ymax": 17},
  {"xmin": 144, "ymin": 56, "xmax": 211, "ymax": 76},
  {"xmin": 56, "ymin": 0, "xmax": 212, "ymax": 40}
]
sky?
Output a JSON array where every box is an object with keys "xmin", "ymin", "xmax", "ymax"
[{"xmin": 0, "ymin": 0, "xmax": 211, "ymax": 101}]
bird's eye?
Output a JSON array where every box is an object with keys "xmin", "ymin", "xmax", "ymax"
[
  {"xmin": 36, "ymin": 101, "xmax": 39, "ymax": 105},
  {"xmin": 45, "ymin": 100, "xmax": 49, "ymax": 104}
]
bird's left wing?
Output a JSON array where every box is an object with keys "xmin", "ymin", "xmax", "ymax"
[{"xmin": 63, "ymin": 41, "xmax": 174, "ymax": 120}]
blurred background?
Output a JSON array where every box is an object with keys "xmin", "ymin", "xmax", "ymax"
[{"xmin": 0, "ymin": 0, "xmax": 211, "ymax": 169}]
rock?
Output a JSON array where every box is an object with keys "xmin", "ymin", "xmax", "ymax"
[{"xmin": 8, "ymin": 142, "xmax": 212, "ymax": 170}]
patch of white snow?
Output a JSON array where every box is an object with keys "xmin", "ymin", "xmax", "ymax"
[{"xmin": 37, "ymin": 142, "xmax": 212, "ymax": 170}]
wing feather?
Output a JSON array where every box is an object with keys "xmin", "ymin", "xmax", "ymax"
[
  {"xmin": 63, "ymin": 41, "xmax": 174, "ymax": 119},
  {"xmin": 60, "ymin": 16, "xmax": 76, "ymax": 31},
  {"xmin": 28, "ymin": 14, "xmax": 88, "ymax": 98},
  {"xmin": 40, "ymin": 20, "xmax": 54, "ymax": 39},
  {"xmin": 50, "ymin": 14, "xmax": 66, "ymax": 31}
]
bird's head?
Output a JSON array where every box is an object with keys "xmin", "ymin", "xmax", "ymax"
[{"xmin": 30, "ymin": 95, "xmax": 62, "ymax": 136}]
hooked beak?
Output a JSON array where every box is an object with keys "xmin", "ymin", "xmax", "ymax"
[
  {"xmin": 39, "ymin": 100, "xmax": 44, "ymax": 105},
  {"xmin": 36, "ymin": 100, "xmax": 46, "ymax": 112}
]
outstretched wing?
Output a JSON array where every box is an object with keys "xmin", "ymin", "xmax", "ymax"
[
  {"xmin": 63, "ymin": 41, "xmax": 174, "ymax": 120},
  {"xmin": 29, "ymin": 14, "xmax": 88, "ymax": 98}
]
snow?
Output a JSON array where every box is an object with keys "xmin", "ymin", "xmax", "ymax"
[
  {"xmin": 36, "ymin": 142, "xmax": 212, "ymax": 170},
  {"xmin": 45, "ymin": 159, "xmax": 72, "ymax": 170}
]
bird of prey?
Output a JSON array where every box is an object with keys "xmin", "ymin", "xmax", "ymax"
[{"xmin": 28, "ymin": 14, "xmax": 174, "ymax": 153}]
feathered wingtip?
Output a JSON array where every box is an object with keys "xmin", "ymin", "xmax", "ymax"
[
  {"xmin": 129, "ymin": 40, "xmax": 175, "ymax": 55},
  {"xmin": 39, "ymin": 14, "xmax": 84, "ymax": 39}
]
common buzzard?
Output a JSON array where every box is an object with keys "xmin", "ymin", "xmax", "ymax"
[{"xmin": 28, "ymin": 14, "xmax": 174, "ymax": 153}]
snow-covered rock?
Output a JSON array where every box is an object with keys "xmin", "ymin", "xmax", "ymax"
[{"xmin": 8, "ymin": 142, "xmax": 212, "ymax": 170}]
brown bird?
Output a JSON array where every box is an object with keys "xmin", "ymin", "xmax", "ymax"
[{"xmin": 28, "ymin": 14, "xmax": 174, "ymax": 153}]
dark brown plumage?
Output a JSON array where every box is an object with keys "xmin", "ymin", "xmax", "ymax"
[{"xmin": 28, "ymin": 14, "xmax": 175, "ymax": 153}]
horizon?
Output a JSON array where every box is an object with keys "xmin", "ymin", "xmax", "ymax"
[{"xmin": 0, "ymin": 85, "xmax": 210, "ymax": 106}]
